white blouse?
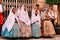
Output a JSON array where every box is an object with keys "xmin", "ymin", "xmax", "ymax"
[
  {"xmin": 48, "ymin": 11, "xmax": 57, "ymax": 19},
  {"xmin": 41, "ymin": 11, "xmax": 46, "ymax": 20},
  {"xmin": 0, "ymin": 4, "xmax": 3, "ymax": 12}
]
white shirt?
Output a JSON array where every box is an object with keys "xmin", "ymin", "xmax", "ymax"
[
  {"xmin": 41, "ymin": 11, "xmax": 46, "ymax": 20},
  {"xmin": 48, "ymin": 11, "xmax": 57, "ymax": 19},
  {"xmin": 0, "ymin": 4, "xmax": 3, "ymax": 12}
]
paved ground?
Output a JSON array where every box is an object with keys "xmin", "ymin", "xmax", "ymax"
[{"xmin": 0, "ymin": 35, "xmax": 60, "ymax": 40}]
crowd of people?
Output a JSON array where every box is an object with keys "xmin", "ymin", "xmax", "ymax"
[{"xmin": 0, "ymin": 0, "xmax": 57, "ymax": 38}]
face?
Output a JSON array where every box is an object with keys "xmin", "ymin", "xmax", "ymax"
[
  {"xmin": 49, "ymin": 6, "xmax": 53, "ymax": 10},
  {"xmin": 12, "ymin": 8, "xmax": 17, "ymax": 14},
  {"xmin": 49, "ymin": 5, "xmax": 53, "ymax": 9},
  {"xmin": 0, "ymin": 0, "xmax": 2, "ymax": 4},
  {"xmin": 37, "ymin": 6, "xmax": 39, "ymax": 10},
  {"xmin": 34, "ymin": 6, "xmax": 37, "ymax": 10},
  {"xmin": 39, "ymin": 4, "xmax": 45, "ymax": 10}
]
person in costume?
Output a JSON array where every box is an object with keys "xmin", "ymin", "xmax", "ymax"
[
  {"xmin": 19, "ymin": 4, "xmax": 31, "ymax": 37},
  {"xmin": 39, "ymin": 4, "xmax": 47, "ymax": 37},
  {"xmin": 1, "ymin": 7, "xmax": 20, "ymax": 37},
  {"xmin": 31, "ymin": 4, "xmax": 41, "ymax": 37},
  {"xmin": 0, "ymin": 0, "xmax": 5, "ymax": 35},
  {"xmin": 42, "ymin": 6, "xmax": 56, "ymax": 37}
]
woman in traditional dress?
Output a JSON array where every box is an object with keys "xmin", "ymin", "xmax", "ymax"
[
  {"xmin": 1, "ymin": 7, "xmax": 20, "ymax": 38},
  {"xmin": 49, "ymin": 5, "xmax": 57, "ymax": 26},
  {"xmin": 19, "ymin": 4, "xmax": 31, "ymax": 37},
  {"xmin": 39, "ymin": 4, "xmax": 47, "ymax": 37},
  {"xmin": 0, "ymin": 0, "xmax": 4, "ymax": 35},
  {"xmin": 31, "ymin": 4, "xmax": 41, "ymax": 37},
  {"xmin": 43, "ymin": 7, "xmax": 56, "ymax": 37}
]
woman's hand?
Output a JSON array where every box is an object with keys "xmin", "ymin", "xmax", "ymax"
[{"xmin": 52, "ymin": 16, "xmax": 55, "ymax": 19}]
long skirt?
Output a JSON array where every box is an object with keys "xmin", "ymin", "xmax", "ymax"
[
  {"xmin": 0, "ymin": 12, "xmax": 4, "ymax": 35},
  {"xmin": 0, "ymin": 12, "xmax": 4, "ymax": 25},
  {"xmin": 1, "ymin": 23, "xmax": 20, "ymax": 37},
  {"xmin": 42, "ymin": 20, "xmax": 56, "ymax": 37},
  {"xmin": 19, "ymin": 21, "xmax": 31, "ymax": 37},
  {"xmin": 41, "ymin": 20, "xmax": 44, "ymax": 36},
  {"xmin": 32, "ymin": 22, "xmax": 41, "ymax": 37}
]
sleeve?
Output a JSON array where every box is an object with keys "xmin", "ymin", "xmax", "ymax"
[
  {"xmin": 48, "ymin": 12, "xmax": 53, "ymax": 18},
  {"xmin": 54, "ymin": 13, "xmax": 57, "ymax": 18}
]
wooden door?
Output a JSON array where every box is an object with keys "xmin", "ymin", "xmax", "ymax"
[{"xmin": 58, "ymin": 5, "xmax": 60, "ymax": 25}]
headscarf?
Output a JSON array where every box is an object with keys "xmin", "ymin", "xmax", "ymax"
[
  {"xmin": 21, "ymin": 4, "xmax": 27, "ymax": 12},
  {"xmin": 2, "ymin": 7, "xmax": 16, "ymax": 32},
  {"xmin": 19, "ymin": 4, "xmax": 30, "ymax": 25},
  {"xmin": 21, "ymin": 4, "xmax": 24, "ymax": 10}
]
